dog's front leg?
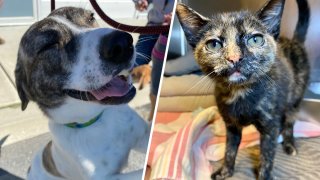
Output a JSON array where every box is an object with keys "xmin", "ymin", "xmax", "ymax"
[
  {"xmin": 133, "ymin": 122, "xmax": 150, "ymax": 153},
  {"xmin": 211, "ymin": 123, "xmax": 242, "ymax": 180},
  {"xmin": 256, "ymin": 119, "xmax": 280, "ymax": 180}
]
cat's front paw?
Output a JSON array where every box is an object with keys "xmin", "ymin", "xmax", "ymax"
[
  {"xmin": 211, "ymin": 167, "xmax": 233, "ymax": 180},
  {"xmin": 283, "ymin": 142, "xmax": 297, "ymax": 156}
]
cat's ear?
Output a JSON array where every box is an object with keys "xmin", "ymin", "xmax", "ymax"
[
  {"xmin": 176, "ymin": 3, "xmax": 210, "ymax": 48},
  {"xmin": 257, "ymin": 0, "xmax": 285, "ymax": 39}
]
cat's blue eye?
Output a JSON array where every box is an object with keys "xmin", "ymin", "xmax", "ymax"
[
  {"xmin": 247, "ymin": 34, "xmax": 264, "ymax": 47},
  {"xmin": 206, "ymin": 40, "xmax": 223, "ymax": 51}
]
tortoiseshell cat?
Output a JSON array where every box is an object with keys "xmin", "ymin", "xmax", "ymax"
[{"xmin": 176, "ymin": 0, "xmax": 310, "ymax": 179}]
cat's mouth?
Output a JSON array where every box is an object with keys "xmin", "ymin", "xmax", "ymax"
[{"xmin": 227, "ymin": 68, "xmax": 247, "ymax": 84}]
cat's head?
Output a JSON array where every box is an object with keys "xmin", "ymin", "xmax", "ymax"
[{"xmin": 176, "ymin": 0, "xmax": 285, "ymax": 85}]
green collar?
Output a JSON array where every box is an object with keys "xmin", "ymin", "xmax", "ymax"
[{"xmin": 64, "ymin": 112, "xmax": 103, "ymax": 128}]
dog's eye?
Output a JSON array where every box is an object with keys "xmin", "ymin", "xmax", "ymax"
[
  {"xmin": 38, "ymin": 42, "xmax": 59, "ymax": 54},
  {"xmin": 88, "ymin": 13, "xmax": 95, "ymax": 23}
]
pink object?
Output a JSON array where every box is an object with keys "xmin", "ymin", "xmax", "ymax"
[
  {"xmin": 149, "ymin": 107, "xmax": 320, "ymax": 179},
  {"xmin": 90, "ymin": 76, "xmax": 130, "ymax": 100}
]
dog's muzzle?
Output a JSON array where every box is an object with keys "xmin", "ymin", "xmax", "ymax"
[{"xmin": 64, "ymin": 31, "xmax": 136, "ymax": 105}]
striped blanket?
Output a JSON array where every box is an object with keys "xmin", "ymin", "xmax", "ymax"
[{"xmin": 148, "ymin": 107, "xmax": 320, "ymax": 180}]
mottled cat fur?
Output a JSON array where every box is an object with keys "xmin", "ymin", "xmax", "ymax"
[{"xmin": 176, "ymin": 0, "xmax": 310, "ymax": 179}]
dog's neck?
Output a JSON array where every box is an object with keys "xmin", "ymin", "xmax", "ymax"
[
  {"xmin": 64, "ymin": 111, "xmax": 103, "ymax": 128},
  {"xmin": 46, "ymin": 97, "xmax": 107, "ymax": 124}
]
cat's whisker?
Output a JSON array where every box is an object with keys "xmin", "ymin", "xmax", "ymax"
[
  {"xmin": 204, "ymin": 80, "xmax": 214, "ymax": 95},
  {"xmin": 256, "ymin": 68, "xmax": 280, "ymax": 88},
  {"xmin": 197, "ymin": 77, "xmax": 214, "ymax": 95},
  {"xmin": 191, "ymin": 79, "xmax": 213, "ymax": 108},
  {"xmin": 136, "ymin": 52, "xmax": 152, "ymax": 60},
  {"xmin": 184, "ymin": 70, "xmax": 215, "ymax": 95},
  {"xmin": 136, "ymin": 52, "xmax": 151, "ymax": 63}
]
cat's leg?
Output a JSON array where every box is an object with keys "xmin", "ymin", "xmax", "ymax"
[
  {"xmin": 282, "ymin": 120, "xmax": 297, "ymax": 155},
  {"xmin": 211, "ymin": 123, "xmax": 242, "ymax": 180},
  {"xmin": 256, "ymin": 120, "xmax": 280, "ymax": 180},
  {"xmin": 282, "ymin": 110, "xmax": 297, "ymax": 155}
]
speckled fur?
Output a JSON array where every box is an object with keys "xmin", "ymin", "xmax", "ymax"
[
  {"xmin": 15, "ymin": 7, "xmax": 99, "ymax": 112},
  {"xmin": 176, "ymin": 0, "xmax": 310, "ymax": 179}
]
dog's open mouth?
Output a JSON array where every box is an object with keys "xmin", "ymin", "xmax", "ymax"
[
  {"xmin": 90, "ymin": 74, "xmax": 132, "ymax": 100},
  {"xmin": 64, "ymin": 70, "xmax": 136, "ymax": 104}
]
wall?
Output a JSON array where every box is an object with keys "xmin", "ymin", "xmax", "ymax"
[
  {"xmin": 0, "ymin": 0, "xmax": 144, "ymax": 26},
  {"xmin": 0, "ymin": 0, "xmax": 34, "ymax": 17}
]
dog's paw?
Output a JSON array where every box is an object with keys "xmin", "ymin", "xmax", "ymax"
[
  {"xmin": 283, "ymin": 143, "xmax": 297, "ymax": 156},
  {"xmin": 211, "ymin": 167, "xmax": 233, "ymax": 180}
]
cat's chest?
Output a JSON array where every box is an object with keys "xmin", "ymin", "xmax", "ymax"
[
  {"xmin": 215, "ymin": 86, "xmax": 263, "ymax": 125},
  {"xmin": 222, "ymin": 98, "xmax": 260, "ymax": 125}
]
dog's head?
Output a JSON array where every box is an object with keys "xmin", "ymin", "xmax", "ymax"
[{"xmin": 15, "ymin": 7, "xmax": 136, "ymax": 113}]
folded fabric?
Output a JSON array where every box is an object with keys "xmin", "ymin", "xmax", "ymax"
[
  {"xmin": 157, "ymin": 95, "xmax": 216, "ymax": 112},
  {"xmin": 160, "ymin": 75, "xmax": 215, "ymax": 97},
  {"xmin": 149, "ymin": 107, "xmax": 320, "ymax": 180}
]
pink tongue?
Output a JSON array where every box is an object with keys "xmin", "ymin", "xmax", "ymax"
[{"xmin": 90, "ymin": 77, "xmax": 130, "ymax": 100}]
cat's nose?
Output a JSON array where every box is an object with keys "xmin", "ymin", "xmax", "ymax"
[{"xmin": 227, "ymin": 55, "xmax": 242, "ymax": 64}]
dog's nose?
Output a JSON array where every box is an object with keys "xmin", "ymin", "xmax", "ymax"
[{"xmin": 99, "ymin": 31, "xmax": 134, "ymax": 64}]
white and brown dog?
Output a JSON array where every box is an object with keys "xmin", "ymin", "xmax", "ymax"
[{"xmin": 15, "ymin": 7, "xmax": 149, "ymax": 180}]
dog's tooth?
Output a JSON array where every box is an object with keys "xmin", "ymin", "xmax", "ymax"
[
  {"xmin": 127, "ymin": 75, "xmax": 132, "ymax": 84},
  {"xmin": 119, "ymin": 70, "xmax": 129, "ymax": 77}
]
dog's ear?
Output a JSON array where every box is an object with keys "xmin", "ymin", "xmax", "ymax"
[
  {"xmin": 257, "ymin": 0, "xmax": 286, "ymax": 39},
  {"xmin": 176, "ymin": 3, "xmax": 210, "ymax": 48},
  {"xmin": 15, "ymin": 58, "xmax": 29, "ymax": 111}
]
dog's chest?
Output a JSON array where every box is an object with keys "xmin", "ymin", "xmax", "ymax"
[{"xmin": 49, "ymin": 107, "xmax": 146, "ymax": 178}]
